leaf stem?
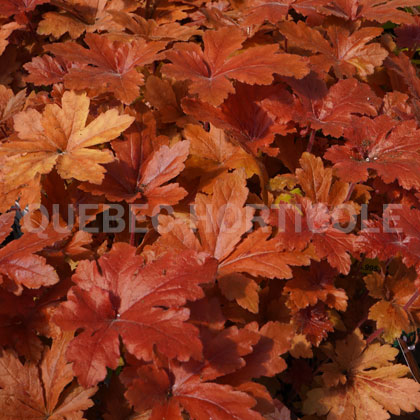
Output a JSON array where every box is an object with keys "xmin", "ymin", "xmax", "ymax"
[
  {"xmin": 306, "ymin": 129, "xmax": 315, "ymax": 153},
  {"xmin": 130, "ymin": 209, "xmax": 136, "ymax": 247},
  {"xmin": 366, "ymin": 328, "xmax": 384, "ymax": 345},
  {"xmin": 345, "ymin": 182, "xmax": 355, "ymax": 202},
  {"xmin": 404, "ymin": 288, "xmax": 420, "ymax": 311}
]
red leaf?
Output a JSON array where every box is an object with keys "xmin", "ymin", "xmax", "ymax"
[
  {"xmin": 319, "ymin": 0, "xmax": 419, "ymax": 24},
  {"xmin": 325, "ymin": 115, "xmax": 420, "ymax": 189},
  {"xmin": 23, "ymin": 55, "xmax": 73, "ymax": 86},
  {"xmin": 293, "ymin": 303, "xmax": 334, "ymax": 346},
  {"xmin": 81, "ymin": 119, "xmax": 189, "ymax": 214},
  {"xmin": 284, "ymin": 261, "xmax": 347, "ymax": 312},
  {"xmin": 221, "ymin": 322, "xmax": 293, "ymax": 384},
  {"xmin": 183, "ymin": 83, "xmax": 293, "ymax": 155},
  {"xmin": 125, "ymin": 362, "xmax": 265, "ymax": 420},
  {"xmin": 53, "ymin": 243, "xmax": 218, "ymax": 387},
  {"xmin": 0, "ymin": 212, "xmax": 15, "ymax": 244},
  {"xmin": 358, "ymin": 206, "xmax": 420, "ymax": 274},
  {"xmin": 46, "ymin": 34, "xmax": 166, "ymax": 104},
  {"xmin": 263, "ymin": 74, "xmax": 380, "ymax": 137},
  {"xmin": 0, "ymin": 222, "xmax": 69, "ymax": 294},
  {"xmin": 265, "ymin": 199, "xmax": 356, "ymax": 274}
]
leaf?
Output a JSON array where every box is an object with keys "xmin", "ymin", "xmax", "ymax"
[
  {"xmin": 243, "ymin": 0, "xmax": 330, "ymax": 25},
  {"xmin": 263, "ymin": 399, "xmax": 294, "ymax": 420},
  {"xmin": 305, "ymin": 205, "xmax": 356, "ymax": 275},
  {"xmin": 382, "ymin": 91, "xmax": 413, "ymax": 121},
  {"xmin": 195, "ymin": 169, "xmax": 253, "ymax": 261},
  {"xmin": 183, "ymin": 83, "xmax": 293, "ymax": 155},
  {"xmin": 122, "ymin": 324, "xmax": 277, "ymax": 419},
  {"xmin": 218, "ymin": 227, "xmax": 312, "ymax": 279},
  {"xmin": 266, "ymin": 199, "xmax": 356, "ymax": 274},
  {"xmin": 278, "ymin": 21, "xmax": 388, "ymax": 77},
  {"xmin": 359, "ymin": 205, "xmax": 420, "ymax": 277},
  {"xmin": 184, "ymin": 123, "xmax": 266, "ymax": 193},
  {"xmin": 108, "ymin": 10, "xmax": 200, "ymax": 42},
  {"xmin": 148, "ymin": 213, "xmax": 202, "ymax": 257},
  {"xmin": 325, "ymin": 115, "xmax": 420, "ymax": 189},
  {"xmin": 395, "ymin": 18, "xmax": 420, "ymax": 50},
  {"xmin": 221, "ymin": 321, "xmax": 294, "ymax": 384},
  {"xmin": 198, "ymin": 325, "xmax": 260, "ymax": 380},
  {"xmin": 0, "ymin": 173, "xmax": 42, "ymax": 214},
  {"xmin": 290, "ymin": 333, "xmax": 313, "ymax": 358},
  {"xmin": 0, "ymin": 221, "xmax": 69, "ymax": 294},
  {"xmin": 284, "ymin": 261, "xmax": 347, "ymax": 312},
  {"xmin": 293, "ymin": 302, "xmax": 334, "ymax": 345},
  {"xmin": 140, "ymin": 140, "xmax": 189, "ymax": 196},
  {"xmin": 124, "ymin": 363, "xmax": 264, "ymax": 420},
  {"xmin": 0, "ymin": 85, "xmax": 25, "ymax": 126},
  {"xmin": 0, "ymin": 22, "xmax": 22, "ymax": 56},
  {"xmin": 303, "ymin": 330, "xmax": 420, "ymax": 419},
  {"xmin": 0, "ymin": 212, "xmax": 14, "ymax": 244},
  {"xmin": 0, "ymin": 0, "xmax": 47, "ymax": 18},
  {"xmin": 23, "ymin": 55, "xmax": 76, "ymax": 86},
  {"xmin": 0, "ymin": 333, "xmax": 97, "ymax": 419},
  {"xmin": 162, "ymin": 26, "xmax": 309, "ymax": 106},
  {"xmin": 145, "ymin": 75, "xmax": 187, "ymax": 124},
  {"xmin": 53, "ymin": 242, "xmax": 218, "ymax": 387},
  {"xmin": 319, "ymin": 0, "xmax": 419, "ymax": 24},
  {"xmin": 172, "ymin": 380, "xmax": 264, "ymax": 420},
  {"xmin": 386, "ymin": 53, "xmax": 420, "ymax": 104},
  {"xmin": 82, "ymin": 130, "xmax": 190, "ymax": 215},
  {"xmin": 0, "ymin": 288, "xmax": 48, "ymax": 360},
  {"xmin": 219, "ymin": 274, "xmax": 260, "ymax": 313},
  {"xmin": 262, "ymin": 74, "xmax": 380, "ymax": 138},
  {"xmin": 296, "ymin": 152, "xmax": 350, "ymax": 206},
  {"xmin": 80, "ymin": 114, "xmax": 165, "ymax": 200},
  {"xmin": 46, "ymin": 34, "xmax": 166, "ymax": 104},
  {"xmin": 0, "ymin": 90, "xmax": 134, "ymax": 188},
  {"xmin": 37, "ymin": 0, "xmax": 138, "ymax": 39}
]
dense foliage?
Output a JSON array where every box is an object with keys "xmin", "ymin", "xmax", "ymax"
[{"xmin": 2, "ymin": 0, "xmax": 420, "ymax": 419}]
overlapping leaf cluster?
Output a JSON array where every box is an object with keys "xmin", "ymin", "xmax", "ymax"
[{"xmin": 1, "ymin": 0, "xmax": 420, "ymax": 419}]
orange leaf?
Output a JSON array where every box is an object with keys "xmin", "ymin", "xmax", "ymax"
[
  {"xmin": 278, "ymin": 21, "xmax": 388, "ymax": 77},
  {"xmin": 195, "ymin": 169, "xmax": 253, "ymax": 261},
  {"xmin": 163, "ymin": 26, "xmax": 309, "ymax": 106},
  {"xmin": 37, "ymin": 0, "xmax": 138, "ymax": 39},
  {"xmin": 0, "ymin": 333, "xmax": 97, "ymax": 419},
  {"xmin": 219, "ymin": 227, "xmax": 312, "ymax": 279},
  {"xmin": 365, "ymin": 262, "xmax": 420, "ymax": 342},
  {"xmin": 0, "ymin": 22, "xmax": 22, "ymax": 56},
  {"xmin": 0, "ymin": 219, "xmax": 69, "ymax": 294},
  {"xmin": 304, "ymin": 330, "xmax": 420, "ymax": 419},
  {"xmin": 296, "ymin": 152, "xmax": 350, "ymax": 207},
  {"xmin": 0, "ymin": 90, "xmax": 134, "ymax": 188},
  {"xmin": 219, "ymin": 273, "xmax": 260, "ymax": 313}
]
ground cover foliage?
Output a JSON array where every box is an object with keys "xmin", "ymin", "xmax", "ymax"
[{"xmin": 2, "ymin": 0, "xmax": 420, "ymax": 419}]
